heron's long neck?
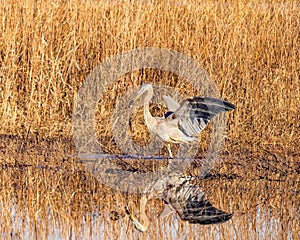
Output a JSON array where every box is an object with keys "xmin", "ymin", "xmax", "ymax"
[
  {"xmin": 130, "ymin": 196, "xmax": 150, "ymax": 232},
  {"xmin": 139, "ymin": 203, "xmax": 150, "ymax": 232},
  {"xmin": 143, "ymin": 90, "xmax": 157, "ymax": 130},
  {"xmin": 144, "ymin": 103, "xmax": 156, "ymax": 130}
]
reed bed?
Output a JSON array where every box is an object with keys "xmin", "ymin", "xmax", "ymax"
[{"xmin": 0, "ymin": 0, "xmax": 299, "ymax": 156}]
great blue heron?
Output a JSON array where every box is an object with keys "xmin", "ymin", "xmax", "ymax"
[
  {"xmin": 130, "ymin": 84, "xmax": 236, "ymax": 158},
  {"xmin": 126, "ymin": 174, "xmax": 233, "ymax": 232}
]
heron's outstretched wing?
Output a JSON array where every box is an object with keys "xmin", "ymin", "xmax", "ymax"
[
  {"xmin": 170, "ymin": 97, "xmax": 235, "ymax": 137},
  {"xmin": 163, "ymin": 95, "xmax": 180, "ymax": 112},
  {"xmin": 163, "ymin": 181, "xmax": 233, "ymax": 224}
]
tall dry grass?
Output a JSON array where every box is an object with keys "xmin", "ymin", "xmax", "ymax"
[{"xmin": 0, "ymin": 1, "xmax": 299, "ymax": 159}]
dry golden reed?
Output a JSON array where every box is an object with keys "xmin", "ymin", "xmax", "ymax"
[{"xmin": 0, "ymin": 1, "xmax": 299, "ymax": 159}]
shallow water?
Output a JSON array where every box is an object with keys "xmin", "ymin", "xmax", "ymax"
[
  {"xmin": 0, "ymin": 137, "xmax": 299, "ymax": 240},
  {"xmin": 1, "ymin": 198, "xmax": 298, "ymax": 240}
]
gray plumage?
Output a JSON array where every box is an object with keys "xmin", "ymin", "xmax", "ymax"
[
  {"xmin": 173, "ymin": 96, "xmax": 236, "ymax": 138},
  {"xmin": 163, "ymin": 179, "xmax": 233, "ymax": 224},
  {"xmin": 126, "ymin": 174, "xmax": 233, "ymax": 232}
]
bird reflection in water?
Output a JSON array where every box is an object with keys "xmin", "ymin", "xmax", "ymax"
[{"xmin": 126, "ymin": 174, "xmax": 233, "ymax": 232}]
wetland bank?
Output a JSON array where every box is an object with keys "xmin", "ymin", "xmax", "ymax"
[{"xmin": 0, "ymin": 0, "xmax": 299, "ymax": 239}]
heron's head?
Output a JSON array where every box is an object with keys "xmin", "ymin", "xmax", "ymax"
[{"xmin": 129, "ymin": 84, "xmax": 153, "ymax": 107}]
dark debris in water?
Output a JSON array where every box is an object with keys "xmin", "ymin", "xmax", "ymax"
[{"xmin": 109, "ymin": 211, "xmax": 124, "ymax": 221}]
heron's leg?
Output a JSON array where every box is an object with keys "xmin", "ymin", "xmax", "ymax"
[{"xmin": 167, "ymin": 144, "xmax": 173, "ymax": 158}]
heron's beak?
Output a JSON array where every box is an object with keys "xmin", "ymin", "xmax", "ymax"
[{"xmin": 129, "ymin": 88, "xmax": 146, "ymax": 107}]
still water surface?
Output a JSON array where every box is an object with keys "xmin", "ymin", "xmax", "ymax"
[{"xmin": 0, "ymin": 139, "xmax": 299, "ymax": 239}]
